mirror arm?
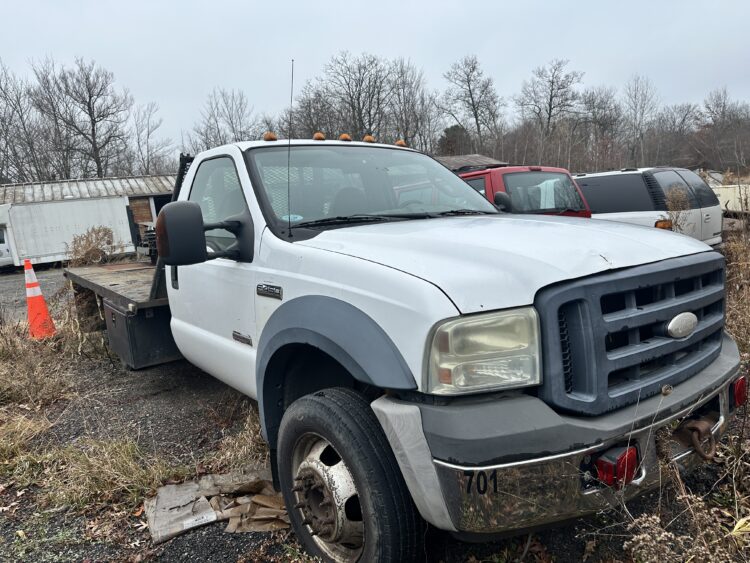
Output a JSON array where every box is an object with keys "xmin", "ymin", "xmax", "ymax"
[
  {"xmin": 203, "ymin": 220, "xmax": 242, "ymax": 235},
  {"xmin": 207, "ymin": 249, "xmax": 240, "ymax": 261}
]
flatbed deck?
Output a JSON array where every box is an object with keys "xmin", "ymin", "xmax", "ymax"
[{"xmin": 65, "ymin": 262, "xmax": 166, "ymax": 311}]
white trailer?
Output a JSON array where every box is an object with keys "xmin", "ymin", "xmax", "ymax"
[
  {"xmin": 712, "ymin": 184, "xmax": 750, "ymax": 215},
  {"xmin": 0, "ymin": 196, "xmax": 135, "ymax": 267}
]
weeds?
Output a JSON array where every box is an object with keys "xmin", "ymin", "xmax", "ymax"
[
  {"xmin": 207, "ymin": 407, "xmax": 269, "ymax": 473},
  {"xmin": 0, "ymin": 410, "xmax": 50, "ymax": 466},
  {"xmin": 725, "ymin": 232, "xmax": 750, "ymax": 353},
  {"xmin": 66, "ymin": 226, "xmax": 124, "ymax": 267},
  {"xmin": 35, "ymin": 438, "xmax": 191, "ymax": 510}
]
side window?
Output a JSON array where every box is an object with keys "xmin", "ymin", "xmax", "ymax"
[
  {"xmin": 576, "ymin": 174, "xmax": 654, "ymax": 213},
  {"xmin": 0, "ymin": 229, "xmax": 5, "ymax": 244},
  {"xmin": 676, "ymin": 170, "xmax": 720, "ymax": 208},
  {"xmin": 653, "ymin": 170, "xmax": 699, "ymax": 210},
  {"xmin": 465, "ymin": 177, "xmax": 487, "ymax": 196},
  {"xmin": 188, "ymin": 157, "xmax": 248, "ymax": 252}
]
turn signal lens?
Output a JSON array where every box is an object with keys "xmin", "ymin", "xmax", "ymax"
[
  {"xmin": 655, "ymin": 219, "xmax": 673, "ymax": 230},
  {"xmin": 732, "ymin": 376, "xmax": 748, "ymax": 408},
  {"xmin": 595, "ymin": 446, "xmax": 638, "ymax": 489}
]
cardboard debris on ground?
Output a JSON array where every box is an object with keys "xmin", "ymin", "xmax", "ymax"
[{"xmin": 144, "ymin": 470, "xmax": 288, "ymax": 544}]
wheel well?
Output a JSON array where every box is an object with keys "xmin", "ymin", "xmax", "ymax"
[{"xmin": 262, "ymin": 343, "xmax": 382, "ymax": 449}]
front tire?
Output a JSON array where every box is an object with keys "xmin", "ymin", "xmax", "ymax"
[{"xmin": 278, "ymin": 387, "xmax": 423, "ymax": 562}]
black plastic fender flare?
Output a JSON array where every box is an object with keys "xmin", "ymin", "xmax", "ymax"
[{"xmin": 256, "ymin": 295, "xmax": 417, "ymax": 448}]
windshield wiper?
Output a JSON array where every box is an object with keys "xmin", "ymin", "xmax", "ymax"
[
  {"xmin": 294, "ymin": 214, "xmax": 420, "ymax": 228},
  {"xmin": 435, "ymin": 209, "xmax": 498, "ymax": 216},
  {"xmin": 554, "ymin": 208, "xmax": 583, "ymax": 215}
]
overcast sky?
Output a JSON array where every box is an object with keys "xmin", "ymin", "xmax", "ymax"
[{"xmin": 1, "ymin": 0, "xmax": 749, "ymax": 143}]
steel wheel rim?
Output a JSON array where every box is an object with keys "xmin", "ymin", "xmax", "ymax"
[{"xmin": 291, "ymin": 433, "xmax": 364, "ymax": 562}]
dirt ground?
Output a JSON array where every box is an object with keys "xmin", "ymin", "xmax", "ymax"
[{"xmin": 0, "ymin": 267, "xmax": 747, "ymax": 562}]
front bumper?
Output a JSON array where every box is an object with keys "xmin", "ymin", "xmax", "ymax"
[{"xmin": 372, "ymin": 333, "xmax": 742, "ymax": 534}]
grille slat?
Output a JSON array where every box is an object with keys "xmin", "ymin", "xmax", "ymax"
[
  {"xmin": 606, "ymin": 314, "xmax": 723, "ymax": 368},
  {"xmin": 602, "ymin": 284, "xmax": 723, "ymax": 331},
  {"xmin": 536, "ymin": 252, "xmax": 725, "ymax": 415}
]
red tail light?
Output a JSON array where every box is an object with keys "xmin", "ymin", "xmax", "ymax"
[
  {"xmin": 595, "ymin": 446, "xmax": 638, "ymax": 488},
  {"xmin": 732, "ymin": 376, "xmax": 747, "ymax": 408}
]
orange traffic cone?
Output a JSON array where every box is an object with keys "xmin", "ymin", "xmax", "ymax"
[{"xmin": 24, "ymin": 259, "xmax": 56, "ymax": 340}]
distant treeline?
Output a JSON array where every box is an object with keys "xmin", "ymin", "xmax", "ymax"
[{"xmin": 1, "ymin": 53, "xmax": 748, "ymax": 183}]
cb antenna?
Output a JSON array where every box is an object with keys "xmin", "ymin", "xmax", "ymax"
[{"xmin": 287, "ymin": 58, "xmax": 294, "ymax": 238}]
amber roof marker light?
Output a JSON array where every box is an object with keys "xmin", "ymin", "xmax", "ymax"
[
  {"xmin": 263, "ymin": 131, "xmax": 278, "ymax": 141},
  {"xmin": 339, "ymin": 133, "xmax": 352, "ymax": 141},
  {"xmin": 363, "ymin": 135, "xmax": 376, "ymax": 143},
  {"xmin": 395, "ymin": 139, "xmax": 407, "ymax": 147},
  {"xmin": 313, "ymin": 132, "xmax": 325, "ymax": 141}
]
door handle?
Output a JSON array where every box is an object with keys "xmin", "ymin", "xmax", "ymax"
[{"xmin": 703, "ymin": 214, "xmax": 711, "ymax": 223}]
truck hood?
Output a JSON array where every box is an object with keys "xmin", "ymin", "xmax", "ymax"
[{"xmin": 297, "ymin": 215, "xmax": 711, "ymax": 314}]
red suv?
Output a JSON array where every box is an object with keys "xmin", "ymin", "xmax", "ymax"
[{"xmin": 460, "ymin": 165, "xmax": 591, "ymax": 218}]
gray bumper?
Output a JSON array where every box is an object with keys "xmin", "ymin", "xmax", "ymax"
[{"xmin": 372, "ymin": 333, "xmax": 741, "ymax": 534}]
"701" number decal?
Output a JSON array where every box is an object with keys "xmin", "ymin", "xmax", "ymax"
[{"xmin": 464, "ymin": 469, "xmax": 498, "ymax": 495}]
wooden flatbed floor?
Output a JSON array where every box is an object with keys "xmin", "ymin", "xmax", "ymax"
[{"xmin": 65, "ymin": 262, "xmax": 166, "ymax": 310}]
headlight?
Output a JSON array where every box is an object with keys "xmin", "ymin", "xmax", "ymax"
[{"xmin": 426, "ymin": 307, "xmax": 541, "ymax": 395}]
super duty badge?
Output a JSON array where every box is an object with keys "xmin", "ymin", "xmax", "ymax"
[{"xmin": 257, "ymin": 283, "xmax": 283, "ymax": 300}]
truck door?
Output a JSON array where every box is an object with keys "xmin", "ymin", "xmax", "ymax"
[
  {"xmin": 167, "ymin": 152, "xmax": 259, "ymax": 397},
  {"xmin": 0, "ymin": 227, "xmax": 11, "ymax": 267},
  {"xmin": 652, "ymin": 170, "xmax": 702, "ymax": 240}
]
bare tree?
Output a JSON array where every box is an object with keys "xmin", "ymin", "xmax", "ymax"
[
  {"xmin": 31, "ymin": 58, "xmax": 133, "ymax": 178},
  {"xmin": 516, "ymin": 59, "xmax": 583, "ymax": 163},
  {"xmin": 580, "ymin": 86, "xmax": 623, "ymax": 170},
  {"xmin": 622, "ymin": 74, "xmax": 659, "ymax": 167},
  {"xmin": 442, "ymin": 55, "xmax": 502, "ymax": 152},
  {"xmin": 293, "ymin": 81, "xmax": 341, "ymax": 139},
  {"xmin": 133, "ymin": 102, "xmax": 172, "ymax": 175},
  {"xmin": 324, "ymin": 52, "xmax": 394, "ymax": 140},
  {"xmin": 188, "ymin": 88, "xmax": 259, "ymax": 151},
  {"xmin": 389, "ymin": 58, "xmax": 429, "ymax": 146}
]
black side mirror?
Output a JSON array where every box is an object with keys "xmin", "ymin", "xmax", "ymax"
[
  {"xmin": 156, "ymin": 201, "xmax": 209, "ymax": 266},
  {"xmin": 494, "ymin": 191, "xmax": 513, "ymax": 212},
  {"xmin": 156, "ymin": 201, "xmax": 255, "ymax": 266}
]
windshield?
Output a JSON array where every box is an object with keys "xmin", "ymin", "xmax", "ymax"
[
  {"xmin": 503, "ymin": 171, "xmax": 585, "ymax": 213},
  {"xmin": 245, "ymin": 145, "xmax": 497, "ymax": 232}
]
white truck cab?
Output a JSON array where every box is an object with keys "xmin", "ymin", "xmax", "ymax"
[{"xmin": 147, "ymin": 139, "xmax": 743, "ymax": 562}]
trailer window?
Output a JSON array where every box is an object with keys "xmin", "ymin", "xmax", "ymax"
[{"xmin": 188, "ymin": 157, "xmax": 248, "ymax": 253}]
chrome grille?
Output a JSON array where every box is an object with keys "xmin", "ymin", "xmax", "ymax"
[{"xmin": 535, "ymin": 252, "xmax": 725, "ymax": 415}]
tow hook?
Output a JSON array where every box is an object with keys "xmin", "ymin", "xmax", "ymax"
[{"xmin": 674, "ymin": 417, "xmax": 717, "ymax": 461}]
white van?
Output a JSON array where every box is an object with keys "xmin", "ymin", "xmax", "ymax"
[{"xmin": 575, "ymin": 168, "xmax": 723, "ymax": 246}]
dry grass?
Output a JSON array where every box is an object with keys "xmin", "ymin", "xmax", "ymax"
[
  {"xmin": 0, "ymin": 281, "xmax": 111, "ymax": 408},
  {"xmin": 0, "ymin": 410, "xmax": 51, "ymax": 465},
  {"xmin": 207, "ymin": 407, "xmax": 269, "ymax": 473},
  {"xmin": 34, "ymin": 438, "xmax": 191, "ymax": 510},
  {"xmin": 66, "ymin": 226, "xmax": 124, "ymax": 267},
  {"xmin": 0, "ymin": 323, "xmax": 76, "ymax": 407},
  {"xmin": 725, "ymin": 232, "xmax": 750, "ymax": 353}
]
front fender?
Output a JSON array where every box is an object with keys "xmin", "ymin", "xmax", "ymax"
[{"xmin": 257, "ymin": 295, "xmax": 417, "ymax": 447}]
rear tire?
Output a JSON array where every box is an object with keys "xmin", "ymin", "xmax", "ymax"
[{"xmin": 278, "ymin": 387, "xmax": 424, "ymax": 562}]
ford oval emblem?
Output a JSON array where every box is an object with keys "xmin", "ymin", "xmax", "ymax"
[{"xmin": 666, "ymin": 312, "xmax": 698, "ymax": 339}]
